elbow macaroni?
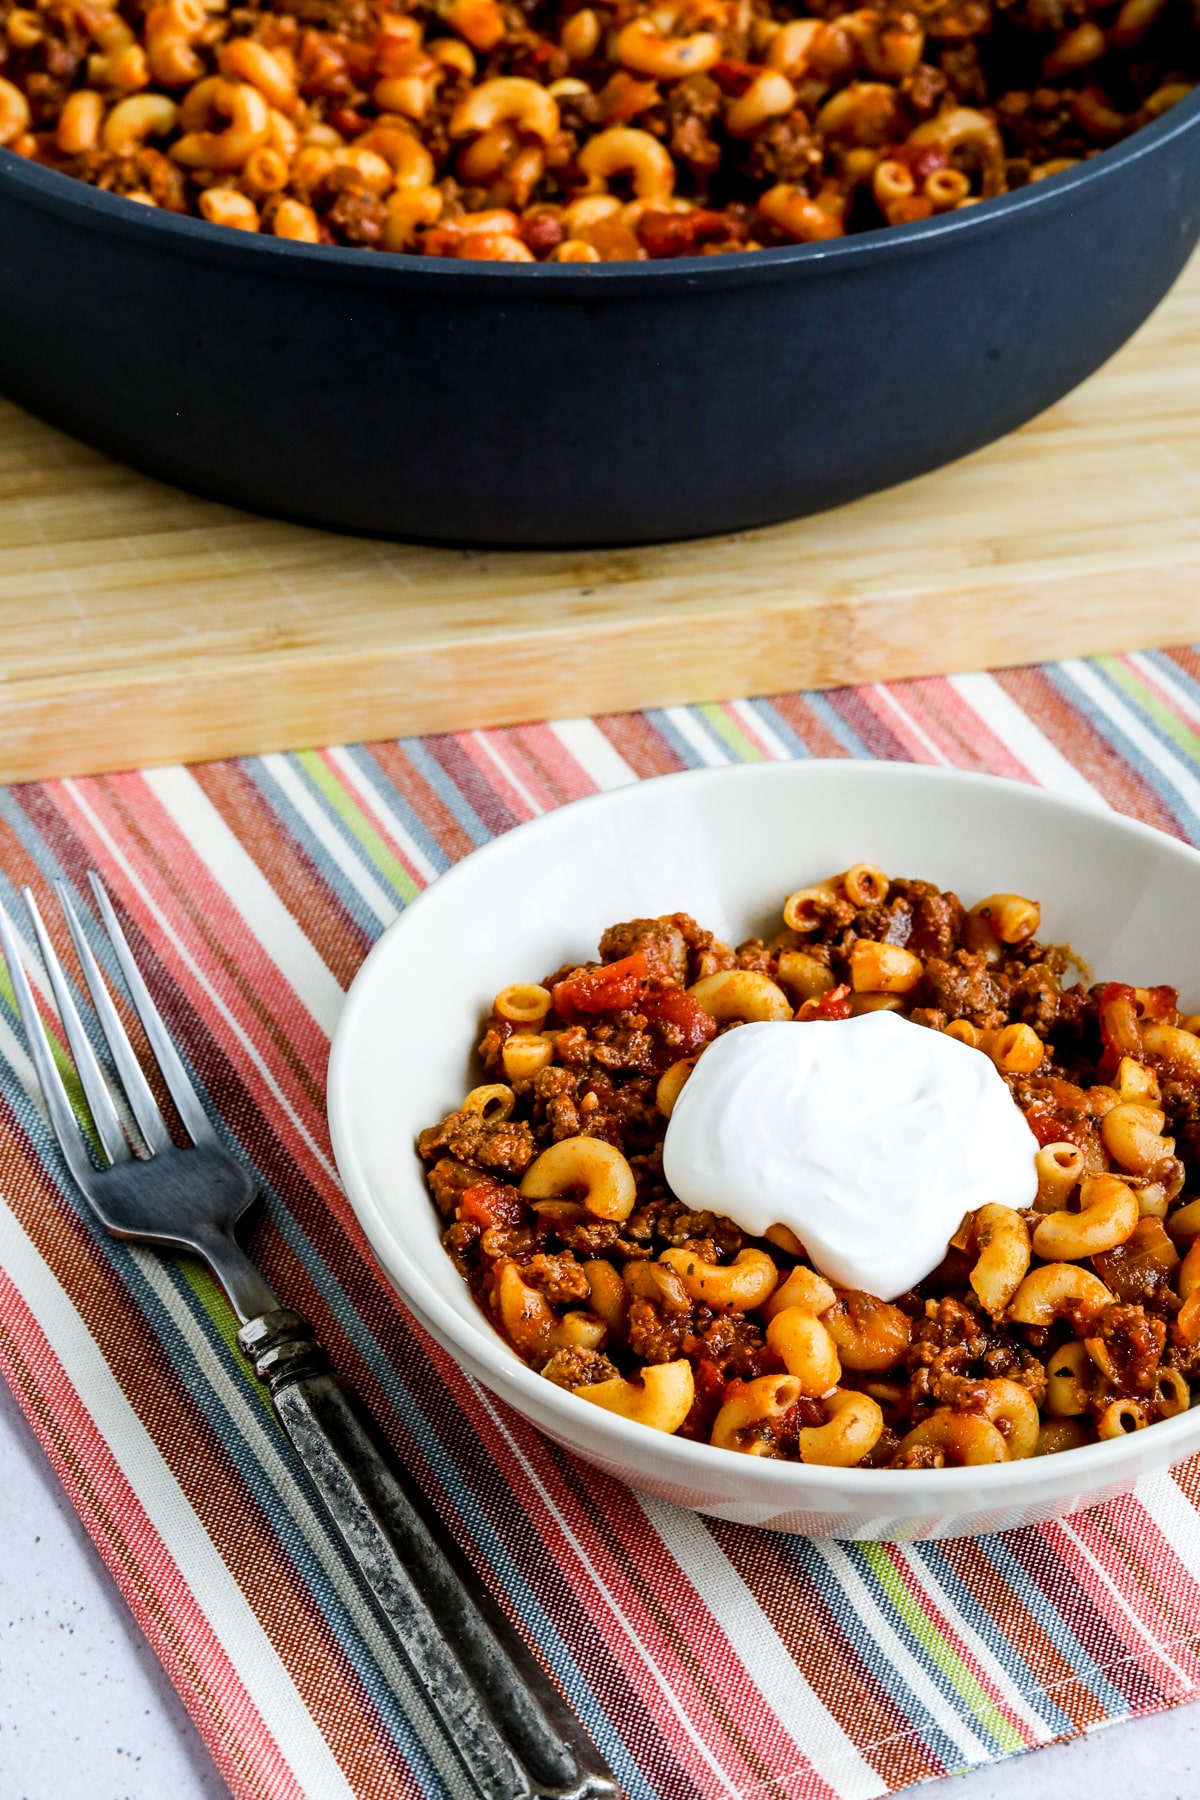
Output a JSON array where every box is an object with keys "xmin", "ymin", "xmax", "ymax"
[
  {"xmin": 711, "ymin": 1373, "xmax": 803, "ymax": 1453},
  {"xmin": 1031, "ymin": 1173, "xmax": 1139, "ymax": 1260},
  {"xmin": 659, "ymin": 1246, "xmax": 779, "ymax": 1312},
  {"xmin": 766, "ymin": 1306, "xmax": 842, "ymax": 1396},
  {"xmin": 575, "ymin": 1360, "xmax": 695, "ymax": 1433},
  {"xmin": 969, "ymin": 1204, "xmax": 1031, "ymax": 1319},
  {"xmin": 687, "ymin": 969, "xmax": 793, "ymax": 1023},
  {"xmin": 798, "ymin": 1390, "xmax": 884, "ymax": 1466},
  {"xmin": 521, "ymin": 1137, "xmax": 637, "ymax": 1223},
  {"xmin": 7, "ymin": 2, "xmax": 1191, "ymax": 260}
]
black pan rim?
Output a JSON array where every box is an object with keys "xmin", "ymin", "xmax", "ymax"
[{"xmin": 3, "ymin": 83, "xmax": 1200, "ymax": 295}]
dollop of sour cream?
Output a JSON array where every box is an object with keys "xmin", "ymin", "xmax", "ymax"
[{"xmin": 662, "ymin": 1010, "xmax": 1038, "ymax": 1300}]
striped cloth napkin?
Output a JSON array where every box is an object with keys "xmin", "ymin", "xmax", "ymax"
[{"xmin": 2, "ymin": 649, "xmax": 1200, "ymax": 1800}]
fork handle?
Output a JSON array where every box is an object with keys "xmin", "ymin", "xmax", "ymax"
[{"xmin": 238, "ymin": 1310, "xmax": 621, "ymax": 1800}]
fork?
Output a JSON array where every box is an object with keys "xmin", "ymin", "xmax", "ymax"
[{"xmin": 0, "ymin": 873, "xmax": 621, "ymax": 1800}]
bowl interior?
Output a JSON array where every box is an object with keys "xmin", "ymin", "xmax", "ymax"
[{"xmin": 328, "ymin": 762, "xmax": 1200, "ymax": 1503}]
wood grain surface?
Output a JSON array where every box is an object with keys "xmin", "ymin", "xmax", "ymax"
[{"xmin": 2, "ymin": 252, "xmax": 1199, "ymax": 783}]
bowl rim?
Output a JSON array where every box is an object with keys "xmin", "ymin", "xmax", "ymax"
[
  {"xmin": 3, "ymin": 84, "xmax": 1199, "ymax": 294},
  {"xmin": 328, "ymin": 760, "xmax": 1200, "ymax": 1502}
]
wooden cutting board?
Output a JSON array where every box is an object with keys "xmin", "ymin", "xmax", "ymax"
[{"xmin": 3, "ymin": 252, "xmax": 1200, "ymax": 785}]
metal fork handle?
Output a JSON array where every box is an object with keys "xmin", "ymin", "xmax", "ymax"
[
  {"xmin": 191, "ymin": 1223, "xmax": 280, "ymax": 1323},
  {"xmin": 239, "ymin": 1311, "xmax": 621, "ymax": 1800},
  {"xmin": 0, "ymin": 881, "xmax": 619, "ymax": 1796}
]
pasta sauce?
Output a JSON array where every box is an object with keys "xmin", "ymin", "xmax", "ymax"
[{"xmin": 662, "ymin": 1011, "xmax": 1039, "ymax": 1301}]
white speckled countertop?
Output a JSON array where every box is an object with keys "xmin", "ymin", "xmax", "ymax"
[{"xmin": 1, "ymin": 1375, "xmax": 1196, "ymax": 1800}]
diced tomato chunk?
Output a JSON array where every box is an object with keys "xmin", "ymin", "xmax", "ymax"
[
  {"xmin": 891, "ymin": 143, "xmax": 949, "ymax": 181},
  {"xmin": 637, "ymin": 208, "xmax": 737, "ymax": 259},
  {"xmin": 1137, "ymin": 984, "xmax": 1178, "ymax": 1021},
  {"xmin": 459, "ymin": 1180, "xmax": 524, "ymax": 1229},
  {"xmin": 814, "ymin": 983, "xmax": 852, "ymax": 1020},
  {"xmin": 327, "ymin": 107, "xmax": 370, "ymax": 136},
  {"xmin": 711, "ymin": 59, "xmax": 759, "ymax": 96},
  {"xmin": 520, "ymin": 211, "xmax": 563, "ymax": 256},
  {"xmin": 1023, "ymin": 1103, "xmax": 1064, "ymax": 1148},
  {"xmin": 640, "ymin": 987, "xmax": 718, "ymax": 1058},
  {"xmin": 552, "ymin": 951, "xmax": 649, "ymax": 1017},
  {"xmin": 775, "ymin": 1397, "xmax": 827, "ymax": 1436},
  {"xmin": 1022, "ymin": 1104, "xmax": 1086, "ymax": 1150},
  {"xmin": 695, "ymin": 1358, "xmax": 727, "ymax": 1404}
]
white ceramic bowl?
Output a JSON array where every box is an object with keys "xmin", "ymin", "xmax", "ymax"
[{"xmin": 328, "ymin": 763, "xmax": 1200, "ymax": 1540}]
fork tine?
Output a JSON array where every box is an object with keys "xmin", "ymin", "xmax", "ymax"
[
  {"xmin": 85, "ymin": 872, "xmax": 218, "ymax": 1149},
  {"xmin": 54, "ymin": 880, "xmax": 175, "ymax": 1159},
  {"xmin": 22, "ymin": 887, "xmax": 130, "ymax": 1166},
  {"xmin": 0, "ymin": 903, "xmax": 100, "ymax": 1194}
]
